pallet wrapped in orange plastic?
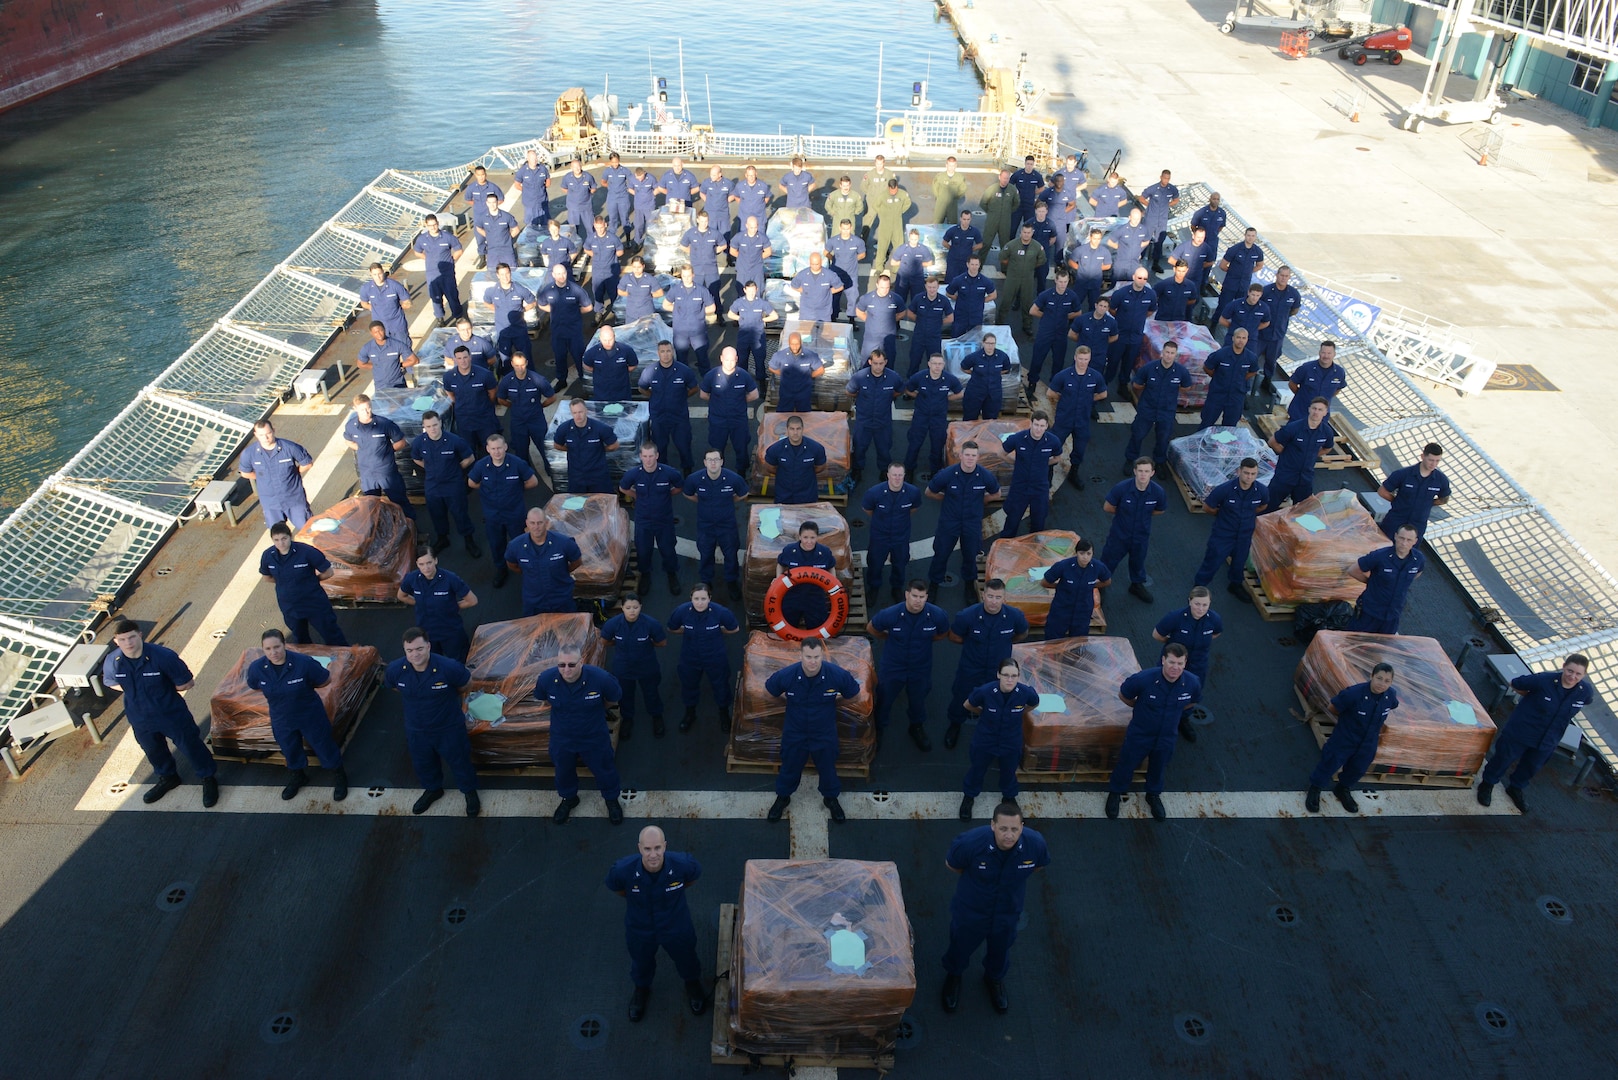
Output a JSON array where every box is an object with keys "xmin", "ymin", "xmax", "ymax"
[
  {"xmin": 209, "ymin": 644, "xmax": 383, "ymax": 758},
  {"xmin": 984, "ymin": 531, "xmax": 1085, "ymax": 628},
  {"xmin": 294, "ymin": 496, "xmax": 417, "ymax": 603},
  {"xmin": 753, "ymin": 411, "xmax": 851, "ymax": 491},
  {"xmin": 542, "ymin": 493, "xmax": 630, "ymax": 599},
  {"xmin": 1250, "ymin": 490, "xmax": 1386, "ymax": 605},
  {"xmin": 1140, "ymin": 321, "xmax": 1215, "ymax": 408},
  {"xmin": 730, "ymin": 632, "xmax": 874, "ymax": 768},
  {"xmin": 742, "ymin": 503, "xmax": 854, "ymax": 616},
  {"xmin": 461, "ymin": 613, "xmax": 608, "ymax": 768},
  {"xmin": 1011, "ymin": 637, "xmax": 1141, "ymax": 774},
  {"xmin": 944, "ymin": 418, "xmax": 1029, "ymax": 490},
  {"xmin": 1295, "ymin": 631, "xmax": 1496, "ymax": 776},
  {"xmin": 731, "ymin": 858, "xmax": 915, "ymax": 1058}
]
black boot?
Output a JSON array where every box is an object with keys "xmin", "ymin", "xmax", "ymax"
[
  {"xmin": 431, "ymin": 534, "xmax": 451, "ymax": 554},
  {"xmin": 718, "ymin": 706, "xmax": 732, "ymax": 733},
  {"xmin": 553, "ymin": 795, "xmax": 581, "ymax": 824},
  {"xmin": 1145, "ymin": 792, "xmax": 1167, "ymax": 821},
  {"xmin": 1227, "ymin": 580, "xmax": 1251, "ymax": 603},
  {"xmin": 823, "ymin": 796, "xmax": 846, "ymax": 823},
  {"xmin": 201, "ymin": 776, "xmax": 219, "ymax": 808},
  {"xmin": 332, "ymin": 767, "xmax": 349, "ymax": 802},
  {"xmin": 959, "ymin": 794, "xmax": 974, "ymax": 821},
  {"xmin": 652, "ymin": 714, "xmax": 666, "ymax": 738},
  {"xmin": 627, "ymin": 985, "xmax": 650, "ymax": 1022},
  {"xmin": 909, "ymin": 724, "xmax": 933, "ymax": 752},
  {"xmin": 1105, "ymin": 792, "xmax": 1121, "ymax": 819},
  {"xmin": 685, "ymin": 979, "xmax": 707, "ymax": 1015},
  {"xmin": 637, "ymin": 573, "xmax": 652, "ymax": 597},
  {"xmin": 941, "ymin": 973, "xmax": 962, "ymax": 1013},
  {"xmin": 465, "ymin": 791, "xmax": 482, "ymax": 817},
  {"xmin": 667, "ymin": 572, "xmax": 681, "ymax": 594},
  {"xmin": 464, "ymin": 535, "xmax": 481, "ymax": 558},
  {"xmin": 143, "ymin": 774, "xmax": 181, "ymax": 804},
  {"xmin": 767, "ymin": 795, "xmax": 790, "ymax": 822},
  {"xmin": 679, "ymin": 706, "xmax": 697, "ymax": 733},
  {"xmin": 984, "ymin": 977, "xmax": 1010, "ymax": 1014},
  {"xmin": 943, "ymin": 723, "xmax": 962, "ymax": 750},
  {"xmin": 1505, "ymin": 786, "xmax": 1528, "ymax": 813},
  {"xmin": 1333, "ymin": 784, "xmax": 1359, "ymax": 813},
  {"xmin": 1305, "ymin": 786, "xmax": 1321, "ymax": 813},
  {"xmin": 1475, "ymin": 782, "xmax": 1493, "ymax": 807},
  {"xmin": 281, "ymin": 769, "xmax": 308, "ymax": 801},
  {"xmin": 412, "ymin": 789, "xmax": 444, "ymax": 815}
]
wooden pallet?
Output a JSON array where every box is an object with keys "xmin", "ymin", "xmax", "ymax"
[
  {"xmin": 1297, "ymin": 692, "xmax": 1477, "ymax": 788},
  {"xmin": 473, "ymin": 715, "xmax": 621, "ymax": 777},
  {"xmin": 1243, "ymin": 567, "xmax": 1297, "ymax": 622},
  {"xmin": 1166, "ymin": 462, "xmax": 1209, "ymax": 514},
  {"xmin": 1252, "ymin": 410, "xmax": 1375, "ymax": 472},
  {"xmin": 208, "ymin": 668, "xmax": 382, "ymax": 766},
  {"xmin": 1017, "ymin": 762, "xmax": 1145, "ymax": 785},
  {"xmin": 710, "ymin": 902, "xmax": 896, "ymax": 1071},
  {"xmin": 724, "ymin": 751, "xmax": 872, "ymax": 780},
  {"xmin": 747, "ymin": 475, "xmax": 849, "ymax": 506}
]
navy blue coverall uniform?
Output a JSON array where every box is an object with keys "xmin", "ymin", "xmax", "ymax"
[
  {"xmin": 947, "ymin": 603, "xmax": 1029, "ymax": 729},
  {"xmin": 468, "ymin": 453, "xmax": 536, "ymax": 569},
  {"xmin": 104, "ymin": 644, "xmax": 217, "ymax": 781},
  {"xmin": 1379, "ymin": 464, "xmax": 1451, "ymax": 541},
  {"xmin": 258, "ymin": 541, "xmax": 347, "ymax": 646},
  {"xmin": 1482, "ymin": 672, "xmax": 1595, "ymax": 789},
  {"xmin": 962, "ymin": 680, "xmax": 1040, "ymax": 801},
  {"xmin": 870, "ymin": 600, "xmax": 950, "ymax": 730},
  {"xmin": 1028, "ymin": 286, "xmax": 1080, "ymax": 386},
  {"xmin": 1100, "ymin": 477, "xmax": 1167, "ymax": 585},
  {"xmin": 582, "ymin": 341, "xmax": 637, "ymax": 401},
  {"xmin": 1042, "ymin": 556, "xmax": 1110, "ymax": 640},
  {"xmin": 1048, "ymin": 364, "xmax": 1106, "ymax": 473},
  {"xmin": 904, "ymin": 369, "xmax": 961, "ymax": 474},
  {"xmin": 504, "ymin": 530, "xmax": 582, "ymax": 617},
  {"xmin": 960, "ymin": 348, "xmax": 1011, "ymax": 421},
  {"xmin": 764, "ymin": 436, "xmax": 826, "ymax": 504},
  {"xmin": 1349, "ymin": 545, "xmax": 1425, "ymax": 635},
  {"xmin": 765, "ymin": 660, "xmax": 862, "ymax": 799},
  {"xmin": 942, "ymin": 825, "xmax": 1050, "ymax": 981},
  {"xmin": 1194, "ymin": 477, "xmax": 1269, "ymax": 588},
  {"xmin": 412, "ymin": 229, "xmax": 465, "ymax": 321},
  {"xmin": 862, "ymin": 479, "xmax": 923, "ymax": 594},
  {"xmin": 726, "ymin": 296, "xmax": 774, "ymax": 382},
  {"xmin": 847, "ymin": 364, "xmax": 905, "ymax": 478},
  {"xmin": 410, "ymin": 430, "xmax": 476, "ymax": 546},
  {"xmin": 701, "ymin": 366, "xmax": 758, "ymax": 472},
  {"xmin": 343, "ymin": 412, "xmax": 415, "ymax": 518},
  {"xmin": 769, "ymin": 347, "xmax": 822, "ymax": 412},
  {"xmin": 1124, "ymin": 359, "xmax": 1192, "ymax": 467},
  {"xmin": 643, "ymin": 360, "xmax": 698, "ymax": 475},
  {"xmin": 1154, "ymin": 606, "xmax": 1224, "ymax": 685},
  {"xmin": 668, "ymin": 601, "xmax": 739, "ymax": 710},
  {"xmin": 246, "ymin": 651, "xmax": 342, "ymax": 770},
  {"xmin": 906, "ymin": 291, "xmax": 953, "ymax": 377},
  {"xmin": 239, "ymin": 437, "xmax": 314, "ymax": 530},
  {"xmin": 487, "ymin": 281, "xmax": 537, "ymax": 366},
  {"xmin": 534, "ymin": 664, "xmax": 623, "ymax": 803},
  {"xmin": 947, "ymin": 272, "xmax": 994, "ymax": 338},
  {"xmin": 777, "ymin": 541, "xmax": 837, "ymax": 629},
  {"xmin": 387, "ymin": 653, "xmax": 476, "ymax": 794},
  {"xmin": 666, "ymin": 280, "xmax": 713, "ymax": 374},
  {"xmin": 1268, "ymin": 416, "xmax": 1336, "ymax": 507},
  {"xmin": 1309, "ymin": 682, "xmax": 1400, "ymax": 790},
  {"xmin": 1199, "ymin": 343, "xmax": 1257, "ymax": 429},
  {"xmin": 1259, "ymin": 281, "xmax": 1302, "ymax": 380},
  {"xmin": 685, "ymin": 468, "xmax": 748, "ymax": 587},
  {"xmin": 606, "ymin": 851, "xmax": 702, "ymax": 988},
  {"xmin": 1286, "ymin": 360, "xmax": 1346, "ymax": 422},
  {"xmin": 398, "ymin": 566, "xmax": 472, "ymax": 662},
  {"xmin": 928, "ymin": 463, "xmax": 1000, "ymax": 587},
  {"xmin": 537, "ymin": 279, "xmax": 592, "ymax": 385},
  {"xmin": 1109, "ymin": 667, "xmax": 1203, "ymax": 795},
  {"xmin": 620, "ymin": 462, "xmax": 684, "ymax": 578},
  {"xmin": 599, "ymin": 612, "xmax": 666, "ymax": 728},
  {"xmin": 1108, "ymin": 282, "xmax": 1158, "ymax": 383},
  {"xmin": 497, "ymin": 369, "xmax": 555, "ymax": 470},
  {"xmin": 999, "ymin": 429, "xmax": 1063, "ymax": 538}
]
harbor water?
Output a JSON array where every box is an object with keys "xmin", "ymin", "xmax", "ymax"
[{"xmin": 0, "ymin": 0, "xmax": 981, "ymax": 513}]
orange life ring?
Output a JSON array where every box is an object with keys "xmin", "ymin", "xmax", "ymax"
[{"xmin": 763, "ymin": 566, "xmax": 849, "ymax": 641}]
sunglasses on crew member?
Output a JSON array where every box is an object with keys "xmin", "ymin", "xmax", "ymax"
[{"xmin": 557, "ymin": 661, "xmax": 580, "ymax": 669}]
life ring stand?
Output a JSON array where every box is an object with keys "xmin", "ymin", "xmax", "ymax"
[{"xmin": 763, "ymin": 566, "xmax": 849, "ymax": 641}]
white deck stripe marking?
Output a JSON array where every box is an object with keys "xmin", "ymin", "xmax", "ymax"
[
  {"xmin": 75, "ymin": 233, "xmax": 478, "ymax": 810},
  {"xmin": 74, "ymin": 784, "xmax": 1517, "ymax": 819}
]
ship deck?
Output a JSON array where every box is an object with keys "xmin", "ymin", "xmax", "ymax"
[{"xmin": 2, "ymin": 160, "xmax": 1616, "ymax": 1078}]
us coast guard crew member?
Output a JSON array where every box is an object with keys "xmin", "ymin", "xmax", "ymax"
[
  {"xmin": 619, "ymin": 442, "xmax": 684, "ymax": 596},
  {"xmin": 940, "ymin": 800, "xmax": 1049, "ymax": 1016},
  {"xmin": 259, "ymin": 522, "xmax": 347, "ymax": 646},
  {"xmin": 1194, "ymin": 457, "xmax": 1269, "ymax": 601},
  {"xmin": 1266, "ymin": 398, "xmax": 1336, "ymax": 509},
  {"xmin": 1152, "ymin": 586, "xmax": 1223, "ymax": 743},
  {"xmin": 504, "ymin": 507, "xmax": 583, "ymax": 617},
  {"xmin": 247, "ymin": 628, "xmax": 347, "ymax": 802},
  {"xmin": 412, "ymin": 214, "xmax": 464, "ymax": 325},
  {"xmin": 409, "ymin": 410, "xmax": 478, "ymax": 557},
  {"xmin": 1304, "ymin": 662, "xmax": 1399, "ymax": 815},
  {"xmin": 599, "ymin": 594, "xmax": 667, "ymax": 738},
  {"xmin": 1347, "ymin": 524, "xmax": 1424, "ymax": 634},
  {"xmin": 869, "ymin": 579, "xmax": 950, "ymax": 751},
  {"xmin": 387, "ymin": 626, "xmax": 479, "ymax": 817},
  {"xmin": 1039, "ymin": 538, "xmax": 1110, "ymax": 641},
  {"xmin": 1101, "ymin": 458, "xmax": 1168, "ymax": 604},
  {"xmin": 764, "ymin": 414, "xmax": 827, "ymax": 505},
  {"xmin": 342, "ymin": 394, "xmax": 415, "ymax": 518},
  {"xmin": 1376, "ymin": 444, "xmax": 1450, "ymax": 541},
  {"xmin": 396, "ymin": 548, "xmax": 477, "ymax": 662},
  {"xmin": 683, "ymin": 449, "xmax": 749, "ymax": 599},
  {"xmin": 1106, "ymin": 643, "xmax": 1202, "ymax": 822},
  {"xmin": 862, "ymin": 462, "xmax": 924, "ymax": 603},
  {"xmin": 238, "ymin": 419, "xmax": 314, "ymax": 530},
  {"xmin": 535, "ymin": 649, "xmax": 625, "ymax": 825},
  {"xmin": 104, "ymin": 620, "xmax": 218, "ymax": 807},
  {"xmin": 667, "ymin": 583, "xmax": 740, "ymax": 734},
  {"xmin": 552, "ymin": 397, "xmax": 621, "ymax": 494},
  {"xmin": 1286, "ymin": 341, "xmax": 1346, "ymax": 421},
  {"xmin": 607, "ymin": 825, "xmax": 706, "ymax": 1023},
  {"xmin": 359, "ymin": 263, "xmax": 412, "ymax": 344},
  {"xmin": 356, "ymin": 321, "xmax": 418, "ymax": 391},
  {"xmin": 959, "ymin": 658, "xmax": 1042, "ymax": 819},
  {"xmin": 999, "ymin": 411, "xmax": 1063, "ymax": 539},
  {"xmin": 1478, "ymin": 654, "xmax": 1594, "ymax": 813},
  {"xmin": 944, "ymin": 579, "xmax": 1029, "ymax": 750},
  {"xmin": 927, "ymin": 442, "xmax": 1002, "ymax": 600},
  {"xmin": 467, "ymin": 432, "xmax": 539, "ymax": 588},
  {"xmin": 764, "ymin": 638, "xmax": 862, "ymax": 824}
]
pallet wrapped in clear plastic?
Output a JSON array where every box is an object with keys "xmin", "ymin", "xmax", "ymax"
[
  {"xmin": 295, "ymin": 496, "xmax": 417, "ymax": 603},
  {"xmin": 742, "ymin": 503, "xmax": 854, "ymax": 616},
  {"xmin": 1294, "ymin": 630, "xmax": 1496, "ymax": 776},
  {"xmin": 944, "ymin": 418, "xmax": 1029, "ymax": 490},
  {"xmin": 637, "ymin": 207, "xmax": 695, "ymax": 273},
  {"xmin": 461, "ymin": 613, "xmax": 608, "ymax": 768},
  {"xmin": 942, "ymin": 325, "xmax": 1023, "ymax": 407},
  {"xmin": 209, "ymin": 644, "xmax": 383, "ymax": 758},
  {"xmin": 731, "ymin": 858, "xmax": 915, "ymax": 1058},
  {"xmin": 1140, "ymin": 321, "xmax": 1216, "ymax": 408},
  {"xmin": 764, "ymin": 278, "xmax": 800, "ymax": 318},
  {"xmin": 579, "ymin": 315, "xmax": 670, "ymax": 399},
  {"xmin": 1009, "ymin": 637, "xmax": 1141, "ymax": 774},
  {"xmin": 753, "ymin": 411, "xmax": 851, "ymax": 493},
  {"xmin": 765, "ymin": 207, "xmax": 827, "ymax": 279},
  {"xmin": 984, "ymin": 530, "xmax": 1084, "ymax": 629},
  {"xmin": 542, "ymin": 493, "xmax": 630, "ymax": 600},
  {"xmin": 729, "ymin": 633, "xmax": 875, "ymax": 769},
  {"xmin": 372, "ymin": 380, "xmax": 455, "ymax": 497},
  {"xmin": 1167, "ymin": 425, "xmax": 1277, "ymax": 500},
  {"xmin": 1250, "ymin": 490, "xmax": 1386, "ymax": 605},
  {"xmin": 771, "ymin": 320, "xmax": 855, "ymax": 412},
  {"xmin": 544, "ymin": 399, "xmax": 648, "ymax": 489}
]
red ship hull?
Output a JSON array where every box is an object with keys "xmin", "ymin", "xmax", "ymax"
[{"xmin": 0, "ymin": 0, "xmax": 297, "ymax": 112}]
